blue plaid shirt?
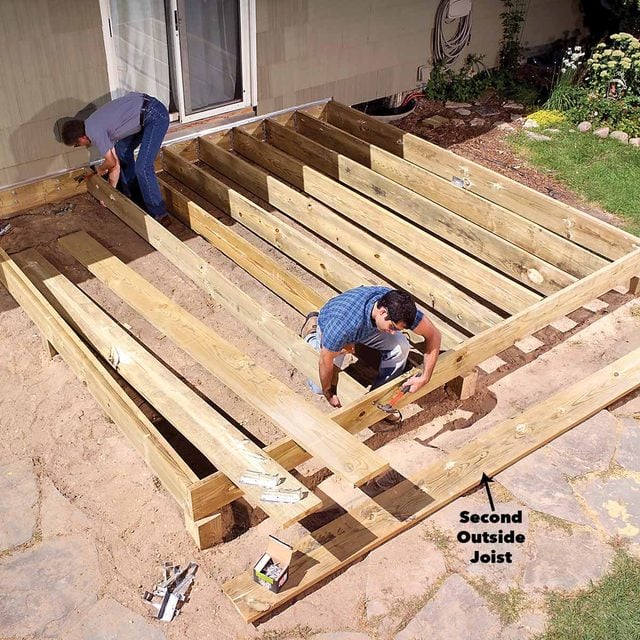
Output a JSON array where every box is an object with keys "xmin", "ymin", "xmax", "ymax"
[{"xmin": 318, "ymin": 286, "xmax": 424, "ymax": 352}]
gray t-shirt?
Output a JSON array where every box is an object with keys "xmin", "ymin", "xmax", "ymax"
[{"xmin": 85, "ymin": 92, "xmax": 145, "ymax": 155}]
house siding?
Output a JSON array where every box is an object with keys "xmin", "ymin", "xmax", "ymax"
[
  {"xmin": 0, "ymin": 0, "xmax": 110, "ymax": 188},
  {"xmin": 256, "ymin": 0, "xmax": 584, "ymax": 114},
  {"xmin": 1, "ymin": 0, "xmax": 582, "ymax": 187}
]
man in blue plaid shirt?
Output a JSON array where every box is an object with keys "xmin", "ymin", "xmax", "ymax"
[{"xmin": 301, "ymin": 286, "xmax": 441, "ymax": 408}]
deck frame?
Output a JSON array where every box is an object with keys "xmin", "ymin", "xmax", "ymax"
[{"xmin": 1, "ymin": 101, "xmax": 639, "ymax": 561}]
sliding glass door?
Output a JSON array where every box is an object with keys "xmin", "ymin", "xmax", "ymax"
[{"xmin": 100, "ymin": 0, "xmax": 254, "ymax": 122}]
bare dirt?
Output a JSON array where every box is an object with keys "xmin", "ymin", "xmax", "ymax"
[{"xmin": 0, "ymin": 115, "xmax": 637, "ymax": 639}]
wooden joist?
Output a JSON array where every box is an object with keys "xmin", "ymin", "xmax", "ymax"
[
  {"xmin": 277, "ymin": 113, "xmax": 578, "ymax": 292},
  {"xmin": 15, "ymin": 248, "xmax": 322, "ymax": 528},
  {"xmin": 299, "ymin": 110, "xmax": 609, "ymax": 279},
  {"xmin": 159, "ymin": 181, "xmax": 324, "ymax": 315},
  {"xmin": 86, "ymin": 176, "xmax": 366, "ymax": 403},
  {"xmin": 59, "ymin": 230, "xmax": 389, "ymax": 488},
  {"xmin": 329, "ymin": 248, "xmax": 640, "ymax": 434},
  {"xmin": 0, "ymin": 169, "xmax": 88, "ymax": 219},
  {"xmin": 163, "ymin": 146, "xmax": 465, "ymax": 348},
  {"xmin": 324, "ymin": 100, "xmax": 638, "ymax": 260},
  {"xmin": 188, "ymin": 137, "xmax": 485, "ymax": 337},
  {"xmin": 0, "ymin": 247, "xmax": 196, "ymax": 509},
  {"xmin": 226, "ymin": 127, "xmax": 541, "ymax": 317},
  {"xmin": 223, "ymin": 344, "xmax": 640, "ymax": 621}
]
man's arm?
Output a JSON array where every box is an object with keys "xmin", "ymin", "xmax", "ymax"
[
  {"xmin": 319, "ymin": 346, "xmax": 343, "ymax": 407},
  {"xmin": 405, "ymin": 316, "xmax": 441, "ymax": 393},
  {"xmin": 96, "ymin": 148, "xmax": 120, "ymax": 188}
]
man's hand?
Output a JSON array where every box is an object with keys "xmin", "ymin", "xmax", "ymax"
[
  {"xmin": 406, "ymin": 372, "xmax": 427, "ymax": 393},
  {"xmin": 325, "ymin": 392, "xmax": 341, "ymax": 408}
]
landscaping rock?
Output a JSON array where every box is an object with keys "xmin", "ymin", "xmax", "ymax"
[
  {"xmin": 496, "ymin": 122, "xmax": 516, "ymax": 132},
  {"xmin": 451, "ymin": 118, "xmax": 466, "ymax": 127},
  {"xmin": 546, "ymin": 410, "xmax": 617, "ymax": 476},
  {"xmin": 0, "ymin": 459, "xmax": 38, "ymax": 551},
  {"xmin": 455, "ymin": 108, "xmax": 471, "ymax": 116},
  {"xmin": 364, "ymin": 534, "xmax": 446, "ymax": 620},
  {"xmin": 611, "ymin": 130, "xmax": 629, "ymax": 143},
  {"xmin": 615, "ymin": 416, "xmax": 640, "ymax": 472},
  {"xmin": 445, "ymin": 101, "xmax": 472, "ymax": 109},
  {"xmin": 511, "ymin": 114, "xmax": 523, "ymax": 121},
  {"xmin": 475, "ymin": 106, "xmax": 501, "ymax": 117},
  {"xmin": 395, "ymin": 575, "xmax": 501, "ymax": 640},
  {"xmin": 0, "ymin": 536, "xmax": 100, "ymax": 637},
  {"xmin": 525, "ymin": 131, "xmax": 552, "ymax": 142},
  {"xmin": 62, "ymin": 598, "xmax": 165, "ymax": 640},
  {"xmin": 523, "ymin": 525, "xmax": 614, "ymax": 593},
  {"xmin": 544, "ymin": 128, "xmax": 561, "ymax": 133},
  {"xmin": 497, "ymin": 448, "xmax": 591, "ymax": 526},
  {"xmin": 470, "ymin": 117, "xmax": 486, "ymax": 127},
  {"xmin": 594, "ymin": 126, "xmax": 610, "ymax": 138},
  {"xmin": 578, "ymin": 121, "xmax": 592, "ymax": 132},
  {"xmin": 503, "ymin": 101, "xmax": 524, "ymax": 110},
  {"xmin": 629, "ymin": 137, "xmax": 640, "ymax": 146},
  {"xmin": 574, "ymin": 476, "xmax": 640, "ymax": 541},
  {"xmin": 523, "ymin": 119, "xmax": 539, "ymax": 129},
  {"xmin": 420, "ymin": 115, "xmax": 449, "ymax": 128},
  {"xmin": 499, "ymin": 612, "xmax": 547, "ymax": 640}
]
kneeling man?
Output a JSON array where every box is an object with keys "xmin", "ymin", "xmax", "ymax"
[{"xmin": 301, "ymin": 286, "xmax": 441, "ymax": 408}]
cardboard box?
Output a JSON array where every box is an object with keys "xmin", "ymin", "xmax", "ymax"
[{"xmin": 253, "ymin": 535, "xmax": 293, "ymax": 593}]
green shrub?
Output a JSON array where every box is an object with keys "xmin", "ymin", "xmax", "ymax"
[
  {"xmin": 527, "ymin": 110, "xmax": 566, "ymax": 126},
  {"xmin": 585, "ymin": 32, "xmax": 640, "ymax": 95},
  {"xmin": 423, "ymin": 55, "xmax": 492, "ymax": 103},
  {"xmin": 567, "ymin": 94, "xmax": 640, "ymax": 135}
]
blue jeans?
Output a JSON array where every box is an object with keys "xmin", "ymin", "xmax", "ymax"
[
  {"xmin": 304, "ymin": 328, "xmax": 411, "ymax": 393},
  {"xmin": 115, "ymin": 97, "xmax": 169, "ymax": 219}
]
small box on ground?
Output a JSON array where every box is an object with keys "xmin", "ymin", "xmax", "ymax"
[{"xmin": 253, "ymin": 535, "xmax": 293, "ymax": 593}]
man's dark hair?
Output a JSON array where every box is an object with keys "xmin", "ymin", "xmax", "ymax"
[
  {"xmin": 378, "ymin": 290, "xmax": 417, "ymax": 326},
  {"xmin": 61, "ymin": 119, "xmax": 86, "ymax": 146}
]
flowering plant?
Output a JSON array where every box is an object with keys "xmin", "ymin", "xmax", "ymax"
[{"xmin": 585, "ymin": 33, "xmax": 640, "ymax": 95}]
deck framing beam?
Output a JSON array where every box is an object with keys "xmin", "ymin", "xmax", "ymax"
[
  {"xmin": 60, "ymin": 230, "xmax": 389, "ymax": 488},
  {"xmin": 15, "ymin": 248, "xmax": 322, "ymax": 528},
  {"xmin": 223, "ymin": 345, "xmax": 640, "ymax": 621},
  {"xmin": 323, "ymin": 100, "xmax": 638, "ymax": 260}
]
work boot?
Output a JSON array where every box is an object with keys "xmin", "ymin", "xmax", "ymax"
[
  {"xmin": 157, "ymin": 214, "xmax": 172, "ymax": 228},
  {"xmin": 299, "ymin": 311, "xmax": 319, "ymax": 338}
]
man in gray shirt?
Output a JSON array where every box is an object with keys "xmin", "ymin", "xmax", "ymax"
[{"xmin": 61, "ymin": 92, "xmax": 170, "ymax": 225}]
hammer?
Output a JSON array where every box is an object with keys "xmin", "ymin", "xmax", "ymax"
[{"xmin": 376, "ymin": 381, "xmax": 413, "ymax": 419}]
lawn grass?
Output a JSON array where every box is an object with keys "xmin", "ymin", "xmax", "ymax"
[
  {"xmin": 510, "ymin": 126, "xmax": 640, "ymax": 236},
  {"xmin": 536, "ymin": 552, "xmax": 640, "ymax": 640}
]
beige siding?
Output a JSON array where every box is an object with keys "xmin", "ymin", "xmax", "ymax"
[
  {"xmin": 256, "ymin": 0, "xmax": 583, "ymax": 114},
  {"xmin": 0, "ymin": 0, "xmax": 109, "ymax": 187}
]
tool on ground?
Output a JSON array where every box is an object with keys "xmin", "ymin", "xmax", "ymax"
[
  {"xmin": 142, "ymin": 561, "xmax": 198, "ymax": 622},
  {"xmin": 260, "ymin": 487, "xmax": 304, "ymax": 503},
  {"xmin": 240, "ymin": 469, "xmax": 283, "ymax": 488},
  {"xmin": 0, "ymin": 223, "xmax": 12, "ymax": 237}
]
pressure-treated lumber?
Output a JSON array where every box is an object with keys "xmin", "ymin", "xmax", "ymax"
[
  {"xmin": 330, "ymin": 248, "xmax": 640, "ymax": 434},
  {"xmin": 179, "ymin": 247, "xmax": 640, "ymax": 522},
  {"xmin": 197, "ymin": 135, "xmax": 494, "ymax": 334},
  {"xmin": 0, "ymin": 247, "xmax": 196, "ymax": 509},
  {"xmin": 324, "ymin": 100, "xmax": 639, "ymax": 261},
  {"xmin": 300, "ymin": 110, "xmax": 609, "ymax": 279},
  {"xmin": 158, "ymin": 181, "xmax": 324, "ymax": 315},
  {"xmin": 223, "ymin": 345, "xmax": 640, "ymax": 621},
  {"xmin": 161, "ymin": 147, "xmax": 378, "ymax": 296},
  {"xmin": 15, "ymin": 248, "xmax": 322, "ymax": 528},
  {"xmin": 227, "ymin": 128, "xmax": 541, "ymax": 316},
  {"xmin": 284, "ymin": 113, "xmax": 578, "ymax": 293},
  {"xmin": 86, "ymin": 176, "xmax": 366, "ymax": 403},
  {"xmin": 0, "ymin": 169, "xmax": 87, "ymax": 219},
  {"xmin": 163, "ymin": 147, "xmax": 464, "ymax": 348},
  {"xmin": 159, "ymin": 181, "xmax": 450, "ymax": 356},
  {"xmin": 60, "ymin": 230, "xmax": 389, "ymax": 488}
]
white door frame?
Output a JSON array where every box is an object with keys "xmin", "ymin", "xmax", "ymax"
[
  {"xmin": 169, "ymin": 0, "xmax": 255, "ymax": 124},
  {"xmin": 98, "ymin": 0, "xmax": 256, "ymax": 123}
]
